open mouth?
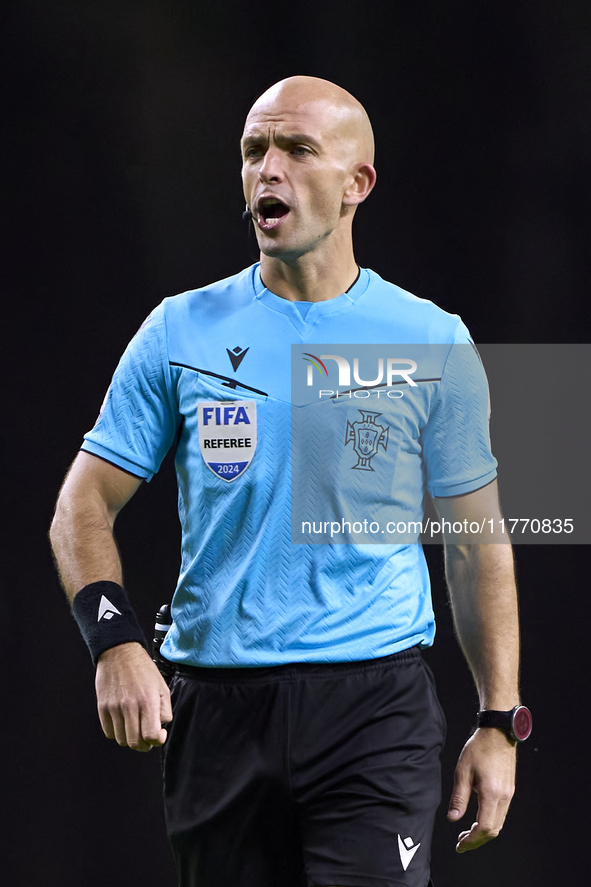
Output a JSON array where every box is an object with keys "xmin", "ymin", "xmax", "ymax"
[{"xmin": 257, "ymin": 198, "xmax": 290, "ymax": 229}]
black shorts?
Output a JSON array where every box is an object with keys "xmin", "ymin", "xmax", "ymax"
[{"xmin": 162, "ymin": 646, "xmax": 445, "ymax": 887}]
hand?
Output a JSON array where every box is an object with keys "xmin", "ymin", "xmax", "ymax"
[
  {"xmin": 95, "ymin": 642, "xmax": 173, "ymax": 752},
  {"xmin": 447, "ymin": 727, "xmax": 517, "ymax": 853}
]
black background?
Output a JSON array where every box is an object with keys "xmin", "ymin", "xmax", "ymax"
[{"xmin": 3, "ymin": 1, "xmax": 590, "ymax": 884}]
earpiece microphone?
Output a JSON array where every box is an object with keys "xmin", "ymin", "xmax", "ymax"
[{"xmin": 242, "ymin": 205, "xmax": 253, "ymax": 222}]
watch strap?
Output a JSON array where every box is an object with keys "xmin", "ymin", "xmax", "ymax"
[{"xmin": 477, "ymin": 710, "xmax": 512, "ymax": 731}]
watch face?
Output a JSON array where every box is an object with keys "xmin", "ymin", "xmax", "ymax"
[{"xmin": 512, "ymin": 706, "xmax": 533, "ymax": 741}]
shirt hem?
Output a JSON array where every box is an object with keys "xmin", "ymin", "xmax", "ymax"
[
  {"xmin": 429, "ymin": 469, "xmax": 497, "ymax": 499},
  {"xmin": 80, "ymin": 440, "xmax": 153, "ymax": 481}
]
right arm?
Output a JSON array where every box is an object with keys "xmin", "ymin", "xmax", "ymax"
[{"xmin": 50, "ymin": 451, "xmax": 173, "ymax": 752}]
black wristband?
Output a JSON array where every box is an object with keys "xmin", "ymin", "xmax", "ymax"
[{"xmin": 71, "ymin": 581, "xmax": 148, "ymax": 666}]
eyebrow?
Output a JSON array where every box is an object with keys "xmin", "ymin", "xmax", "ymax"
[{"xmin": 241, "ymin": 131, "xmax": 322, "ymax": 150}]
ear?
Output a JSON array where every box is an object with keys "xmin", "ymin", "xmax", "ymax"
[{"xmin": 343, "ymin": 162, "xmax": 377, "ymax": 208}]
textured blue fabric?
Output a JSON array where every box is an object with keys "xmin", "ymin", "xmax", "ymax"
[{"xmin": 82, "ymin": 264, "xmax": 497, "ymax": 667}]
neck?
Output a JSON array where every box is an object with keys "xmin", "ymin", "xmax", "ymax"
[{"xmin": 259, "ymin": 246, "xmax": 359, "ymax": 303}]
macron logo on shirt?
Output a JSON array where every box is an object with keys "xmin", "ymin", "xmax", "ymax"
[
  {"xmin": 97, "ymin": 595, "xmax": 122, "ymax": 622},
  {"xmin": 227, "ymin": 346, "xmax": 249, "ymax": 372}
]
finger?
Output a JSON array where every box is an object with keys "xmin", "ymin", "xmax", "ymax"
[
  {"xmin": 139, "ymin": 697, "xmax": 168, "ymax": 749},
  {"xmin": 160, "ymin": 686, "xmax": 173, "ymax": 727},
  {"xmin": 97, "ymin": 703, "xmax": 115, "ymax": 741},
  {"xmin": 118, "ymin": 699, "xmax": 145, "ymax": 750},
  {"xmin": 97, "ymin": 697, "xmax": 132, "ymax": 747},
  {"xmin": 455, "ymin": 798, "xmax": 501, "ymax": 853},
  {"xmin": 455, "ymin": 823, "xmax": 478, "ymax": 853},
  {"xmin": 448, "ymin": 761, "xmax": 471, "ymax": 822},
  {"xmin": 110, "ymin": 706, "xmax": 132, "ymax": 747},
  {"xmin": 456, "ymin": 821, "xmax": 498, "ymax": 853},
  {"xmin": 474, "ymin": 787, "xmax": 512, "ymax": 847},
  {"xmin": 493, "ymin": 792, "xmax": 513, "ymax": 834}
]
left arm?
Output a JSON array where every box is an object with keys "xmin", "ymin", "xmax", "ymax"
[{"xmin": 434, "ymin": 479, "xmax": 520, "ymax": 853}]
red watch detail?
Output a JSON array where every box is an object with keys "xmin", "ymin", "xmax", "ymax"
[{"xmin": 512, "ymin": 705, "xmax": 533, "ymax": 741}]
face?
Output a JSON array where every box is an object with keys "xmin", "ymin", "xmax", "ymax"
[{"xmin": 241, "ymin": 96, "xmax": 358, "ymax": 262}]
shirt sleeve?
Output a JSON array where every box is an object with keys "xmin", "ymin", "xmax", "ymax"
[
  {"xmin": 421, "ymin": 321, "xmax": 498, "ymax": 498},
  {"xmin": 81, "ymin": 303, "xmax": 180, "ymax": 481}
]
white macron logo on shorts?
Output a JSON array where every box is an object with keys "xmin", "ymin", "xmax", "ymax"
[{"xmin": 398, "ymin": 834, "xmax": 421, "ymax": 871}]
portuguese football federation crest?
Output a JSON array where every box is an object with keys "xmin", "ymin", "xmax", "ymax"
[{"xmin": 345, "ymin": 410, "xmax": 389, "ymax": 471}]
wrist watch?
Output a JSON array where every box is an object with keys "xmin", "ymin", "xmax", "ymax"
[{"xmin": 476, "ymin": 705, "xmax": 533, "ymax": 742}]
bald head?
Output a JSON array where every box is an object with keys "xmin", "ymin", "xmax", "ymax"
[
  {"xmin": 241, "ymin": 75, "xmax": 377, "ymax": 275},
  {"xmin": 245, "ymin": 76, "xmax": 375, "ymax": 167}
]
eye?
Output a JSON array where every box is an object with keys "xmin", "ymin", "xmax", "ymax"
[
  {"xmin": 291, "ymin": 145, "xmax": 314, "ymax": 157},
  {"xmin": 243, "ymin": 146, "xmax": 263, "ymax": 159}
]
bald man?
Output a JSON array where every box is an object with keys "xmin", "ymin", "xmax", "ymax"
[{"xmin": 51, "ymin": 76, "xmax": 522, "ymax": 887}]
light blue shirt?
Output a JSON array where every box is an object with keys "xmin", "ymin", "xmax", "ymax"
[{"xmin": 82, "ymin": 265, "xmax": 496, "ymax": 667}]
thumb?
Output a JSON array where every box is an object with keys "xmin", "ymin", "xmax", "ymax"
[
  {"xmin": 160, "ymin": 687, "xmax": 173, "ymax": 727},
  {"xmin": 448, "ymin": 761, "xmax": 471, "ymax": 821}
]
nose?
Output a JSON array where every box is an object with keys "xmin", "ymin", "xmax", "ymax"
[{"xmin": 258, "ymin": 147, "xmax": 284, "ymax": 184}]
